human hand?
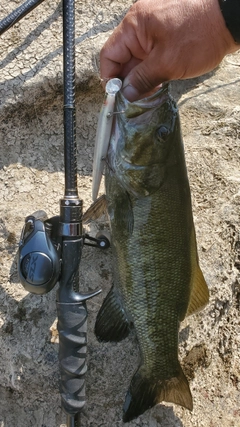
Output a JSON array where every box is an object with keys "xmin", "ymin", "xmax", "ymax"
[{"xmin": 100, "ymin": 0, "xmax": 239, "ymax": 101}]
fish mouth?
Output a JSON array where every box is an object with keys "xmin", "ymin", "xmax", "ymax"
[
  {"xmin": 118, "ymin": 83, "xmax": 169, "ymax": 116},
  {"xmin": 133, "ymin": 84, "xmax": 166, "ymax": 103}
]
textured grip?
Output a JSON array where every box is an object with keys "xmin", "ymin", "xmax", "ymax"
[{"xmin": 57, "ymin": 300, "xmax": 88, "ymax": 414}]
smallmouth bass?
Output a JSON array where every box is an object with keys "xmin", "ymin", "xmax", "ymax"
[{"xmin": 89, "ymin": 82, "xmax": 209, "ymax": 422}]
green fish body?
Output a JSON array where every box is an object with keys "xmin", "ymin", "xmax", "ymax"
[{"xmin": 93, "ymin": 85, "xmax": 209, "ymax": 422}]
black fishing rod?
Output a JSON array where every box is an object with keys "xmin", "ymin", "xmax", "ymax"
[
  {"xmin": 1, "ymin": 1, "xmax": 106, "ymax": 426},
  {"xmin": 56, "ymin": 1, "xmax": 101, "ymax": 425},
  {"xmin": 0, "ymin": 0, "xmax": 46, "ymax": 36}
]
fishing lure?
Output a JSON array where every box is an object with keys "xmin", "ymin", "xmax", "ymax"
[{"xmin": 92, "ymin": 78, "xmax": 122, "ymax": 201}]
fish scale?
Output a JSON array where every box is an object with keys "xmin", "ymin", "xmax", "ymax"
[
  {"xmin": 109, "ymin": 179, "xmax": 190, "ymax": 375},
  {"xmin": 92, "ymin": 83, "xmax": 209, "ymax": 422}
]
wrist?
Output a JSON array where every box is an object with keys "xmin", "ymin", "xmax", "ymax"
[
  {"xmin": 202, "ymin": 0, "xmax": 240, "ymax": 56},
  {"xmin": 218, "ymin": 0, "xmax": 240, "ymax": 45}
]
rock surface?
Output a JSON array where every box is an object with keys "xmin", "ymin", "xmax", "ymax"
[{"xmin": 0, "ymin": 1, "xmax": 240, "ymax": 426}]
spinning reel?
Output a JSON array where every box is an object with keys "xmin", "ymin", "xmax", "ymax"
[
  {"xmin": 18, "ymin": 211, "xmax": 110, "ymax": 295},
  {"xmin": 18, "ymin": 212, "xmax": 61, "ymax": 295}
]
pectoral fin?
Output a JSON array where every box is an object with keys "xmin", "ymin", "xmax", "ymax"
[
  {"xmin": 83, "ymin": 195, "xmax": 107, "ymax": 224},
  {"xmin": 111, "ymin": 191, "xmax": 134, "ymax": 235}
]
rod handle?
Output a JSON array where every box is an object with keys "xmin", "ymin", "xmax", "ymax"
[{"xmin": 57, "ymin": 301, "xmax": 88, "ymax": 414}]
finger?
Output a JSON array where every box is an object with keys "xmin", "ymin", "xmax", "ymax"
[
  {"xmin": 122, "ymin": 50, "xmax": 169, "ymax": 102},
  {"xmin": 118, "ymin": 57, "xmax": 143, "ymax": 79},
  {"xmin": 100, "ymin": 32, "xmax": 131, "ymax": 80},
  {"xmin": 100, "ymin": 23, "xmax": 147, "ymax": 80}
]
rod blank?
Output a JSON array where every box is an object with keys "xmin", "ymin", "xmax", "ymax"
[{"xmin": 0, "ymin": 0, "xmax": 46, "ymax": 36}]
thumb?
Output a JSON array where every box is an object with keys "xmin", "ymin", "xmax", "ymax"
[{"xmin": 122, "ymin": 53, "xmax": 166, "ymax": 102}]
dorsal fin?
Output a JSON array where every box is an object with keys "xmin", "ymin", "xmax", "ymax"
[
  {"xmin": 186, "ymin": 229, "xmax": 209, "ymax": 317},
  {"xmin": 186, "ymin": 264, "xmax": 209, "ymax": 317}
]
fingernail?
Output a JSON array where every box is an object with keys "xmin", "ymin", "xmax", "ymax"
[{"xmin": 122, "ymin": 83, "xmax": 141, "ymax": 102}]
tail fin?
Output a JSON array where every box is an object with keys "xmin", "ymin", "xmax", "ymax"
[{"xmin": 123, "ymin": 364, "xmax": 192, "ymax": 422}]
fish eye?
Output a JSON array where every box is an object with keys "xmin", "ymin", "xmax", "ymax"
[{"xmin": 156, "ymin": 126, "xmax": 170, "ymax": 140}]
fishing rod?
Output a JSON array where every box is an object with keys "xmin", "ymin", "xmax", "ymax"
[
  {"xmin": 0, "ymin": 1, "xmax": 108, "ymax": 426},
  {"xmin": 0, "ymin": 0, "xmax": 46, "ymax": 35}
]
